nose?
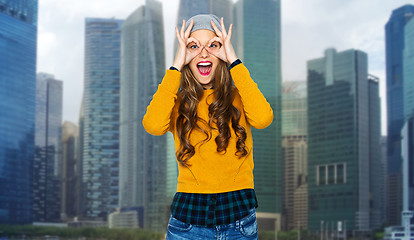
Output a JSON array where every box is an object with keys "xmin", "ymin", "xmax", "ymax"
[{"xmin": 199, "ymin": 46, "xmax": 209, "ymax": 58}]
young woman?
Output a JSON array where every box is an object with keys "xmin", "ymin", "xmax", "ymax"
[{"xmin": 143, "ymin": 14, "xmax": 273, "ymax": 240}]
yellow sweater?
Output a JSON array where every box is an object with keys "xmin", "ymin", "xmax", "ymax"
[{"xmin": 142, "ymin": 63, "xmax": 273, "ymax": 193}]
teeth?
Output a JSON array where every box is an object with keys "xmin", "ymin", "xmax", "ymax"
[{"xmin": 198, "ymin": 62, "xmax": 211, "ymax": 66}]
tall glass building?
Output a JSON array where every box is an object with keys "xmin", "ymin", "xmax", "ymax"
[
  {"xmin": 233, "ymin": 0, "xmax": 282, "ymax": 230},
  {"xmin": 33, "ymin": 73, "xmax": 63, "ymax": 222},
  {"xmin": 61, "ymin": 121, "xmax": 79, "ymax": 221},
  {"xmin": 401, "ymin": 113, "xmax": 414, "ymax": 216},
  {"xmin": 368, "ymin": 75, "xmax": 385, "ymax": 229},
  {"xmin": 77, "ymin": 100, "xmax": 85, "ymax": 218},
  {"xmin": 0, "ymin": 0, "xmax": 38, "ymax": 224},
  {"xmin": 385, "ymin": 4, "xmax": 414, "ymax": 225},
  {"xmin": 307, "ymin": 48, "xmax": 370, "ymax": 231},
  {"xmin": 282, "ymin": 81, "xmax": 308, "ymax": 230},
  {"xmin": 404, "ymin": 17, "xmax": 414, "ymax": 120},
  {"xmin": 119, "ymin": 0, "xmax": 166, "ymax": 231},
  {"xmin": 82, "ymin": 18, "xmax": 123, "ymax": 220}
]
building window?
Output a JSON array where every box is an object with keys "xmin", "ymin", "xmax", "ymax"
[
  {"xmin": 328, "ymin": 165, "xmax": 335, "ymax": 184},
  {"xmin": 316, "ymin": 163, "xmax": 347, "ymax": 185}
]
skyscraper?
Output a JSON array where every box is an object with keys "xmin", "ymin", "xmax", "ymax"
[
  {"xmin": 404, "ymin": 17, "xmax": 414, "ymax": 121},
  {"xmin": 33, "ymin": 73, "xmax": 63, "ymax": 222},
  {"xmin": 82, "ymin": 18, "xmax": 123, "ymax": 220},
  {"xmin": 385, "ymin": 4, "xmax": 414, "ymax": 225},
  {"xmin": 368, "ymin": 75, "xmax": 385, "ymax": 229},
  {"xmin": 307, "ymin": 48, "xmax": 370, "ymax": 232},
  {"xmin": 61, "ymin": 121, "xmax": 79, "ymax": 221},
  {"xmin": 282, "ymin": 81, "xmax": 308, "ymax": 230},
  {"xmin": 77, "ymin": 99, "xmax": 85, "ymax": 219},
  {"xmin": 119, "ymin": 0, "xmax": 166, "ymax": 231},
  {"xmin": 402, "ymin": 16, "xmax": 414, "ymax": 225},
  {"xmin": 233, "ymin": 0, "xmax": 282, "ymax": 230},
  {"xmin": 0, "ymin": 0, "xmax": 38, "ymax": 224},
  {"xmin": 401, "ymin": 113, "xmax": 414, "ymax": 219}
]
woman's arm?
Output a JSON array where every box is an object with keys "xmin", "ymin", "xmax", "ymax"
[
  {"xmin": 142, "ymin": 69, "xmax": 181, "ymax": 135},
  {"xmin": 230, "ymin": 62, "xmax": 274, "ymax": 129}
]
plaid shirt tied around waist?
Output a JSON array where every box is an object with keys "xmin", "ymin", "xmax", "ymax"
[{"xmin": 170, "ymin": 188, "xmax": 258, "ymax": 227}]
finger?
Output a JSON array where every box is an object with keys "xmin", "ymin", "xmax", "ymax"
[
  {"xmin": 211, "ymin": 20, "xmax": 223, "ymax": 38},
  {"xmin": 220, "ymin": 17, "xmax": 227, "ymax": 38},
  {"xmin": 194, "ymin": 47, "xmax": 202, "ymax": 56},
  {"xmin": 180, "ymin": 19, "xmax": 185, "ymax": 38},
  {"xmin": 205, "ymin": 47, "xmax": 221, "ymax": 59},
  {"xmin": 208, "ymin": 36, "xmax": 223, "ymax": 46},
  {"xmin": 184, "ymin": 19, "xmax": 194, "ymax": 39},
  {"xmin": 186, "ymin": 37, "xmax": 200, "ymax": 46},
  {"xmin": 227, "ymin": 24, "xmax": 233, "ymax": 40},
  {"xmin": 187, "ymin": 47, "xmax": 202, "ymax": 62},
  {"xmin": 175, "ymin": 27, "xmax": 181, "ymax": 40}
]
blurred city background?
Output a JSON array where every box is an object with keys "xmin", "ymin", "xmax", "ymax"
[{"xmin": 0, "ymin": 0, "xmax": 414, "ymax": 239}]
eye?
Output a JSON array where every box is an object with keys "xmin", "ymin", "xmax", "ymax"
[
  {"xmin": 209, "ymin": 41, "xmax": 221, "ymax": 49},
  {"xmin": 187, "ymin": 44, "xmax": 198, "ymax": 49}
]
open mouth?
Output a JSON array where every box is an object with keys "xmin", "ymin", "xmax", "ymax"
[{"xmin": 197, "ymin": 61, "xmax": 212, "ymax": 76}]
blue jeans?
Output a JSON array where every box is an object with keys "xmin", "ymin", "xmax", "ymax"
[{"xmin": 166, "ymin": 208, "xmax": 258, "ymax": 240}]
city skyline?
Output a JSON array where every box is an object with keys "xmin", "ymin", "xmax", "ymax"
[
  {"xmin": 37, "ymin": 0, "xmax": 411, "ymax": 135},
  {"xmin": 1, "ymin": 0, "xmax": 412, "ymax": 234}
]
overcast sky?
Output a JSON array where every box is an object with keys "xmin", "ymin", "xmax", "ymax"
[{"xmin": 37, "ymin": 0, "xmax": 414, "ymax": 135}]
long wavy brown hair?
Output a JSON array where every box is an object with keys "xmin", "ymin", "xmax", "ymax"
[{"xmin": 175, "ymin": 60, "xmax": 248, "ymax": 166}]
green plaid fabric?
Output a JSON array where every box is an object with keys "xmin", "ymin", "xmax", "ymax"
[{"xmin": 170, "ymin": 189, "xmax": 258, "ymax": 227}]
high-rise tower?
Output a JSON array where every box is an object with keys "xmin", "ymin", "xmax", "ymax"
[
  {"xmin": 0, "ymin": 0, "xmax": 38, "ymax": 224},
  {"xmin": 385, "ymin": 4, "xmax": 414, "ymax": 225},
  {"xmin": 282, "ymin": 81, "xmax": 308, "ymax": 230},
  {"xmin": 82, "ymin": 18, "xmax": 123, "ymax": 220},
  {"xmin": 368, "ymin": 75, "xmax": 385, "ymax": 229},
  {"xmin": 307, "ymin": 48, "xmax": 370, "ymax": 231},
  {"xmin": 33, "ymin": 73, "xmax": 63, "ymax": 222},
  {"xmin": 119, "ymin": 0, "xmax": 167, "ymax": 231},
  {"xmin": 233, "ymin": 0, "xmax": 282, "ymax": 230},
  {"xmin": 404, "ymin": 17, "xmax": 414, "ymax": 122},
  {"xmin": 61, "ymin": 121, "xmax": 79, "ymax": 221}
]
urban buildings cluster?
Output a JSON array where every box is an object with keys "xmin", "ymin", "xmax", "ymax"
[{"xmin": 0, "ymin": 0, "xmax": 413, "ymax": 238}]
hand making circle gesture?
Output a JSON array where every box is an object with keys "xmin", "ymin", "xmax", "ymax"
[
  {"xmin": 207, "ymin": 17, "xmax": 238, "ymax": 64},
  {"xmin": 172, "ymin": 19, "xmax": 202, "ymax": 71}
]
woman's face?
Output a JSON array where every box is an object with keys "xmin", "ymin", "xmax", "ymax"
[{"xmin": 187, "ymin": 29, "xmax": 220, "ymax": 89}]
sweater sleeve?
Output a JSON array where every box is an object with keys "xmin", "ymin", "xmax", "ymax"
[
  {"xmin": 230, "ymin": 63, "xmax": 274, "ymax": 129},
  {"xmin": 142, "ymin": 69, "xmax": 181, "ymax": 135}
]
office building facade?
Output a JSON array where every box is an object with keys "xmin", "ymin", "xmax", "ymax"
[
  {"xmin": 0, "ymin": 0, "xmax": 38, "ymax": 224},
  {"xmin": 33, "ymin": 73, "xmax": 63, "ymax": 222},
  {"xmin": 61, "ymin": 121, "xmax": 79, "ymax": 221},
  {"xmin": 119, "ymin": 0, "xmax": 167, "ymax": 231},
  {"xmin": 404, "ymin": 17, "xmax": 414, "ymax": 120},
  {"xmin": 385, "ymin": 4, "xmax": 414, "ymax": 225},
  {"xmin": 282, "ymin": 81, "xmax": 308, "ymax": 230},
  {"xmin": 307, "ymin": 48, "xmax": 370, "ymax": 231},
  {"xmin": 401, "ymin": 114, "xmax": 414, "ymax": 216},
  {"xmin": 233, "ymin": 0, "xmax": 282, "ymax": 230},
  {"xmin": 82, "ymin": 18, "xmax": 123, "ymax": 220},
  {"xmin": 368, "ymin": 75, "xmax": 385, "ymax": 229}
]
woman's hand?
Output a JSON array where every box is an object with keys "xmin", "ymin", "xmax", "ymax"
[
  {"xmin": 207, "ymin": 17, "xmax": 238, "ymax": 64},
  {"xmin": 172, "ymin": 19, "xmax": 202, "ymax": 71}
]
